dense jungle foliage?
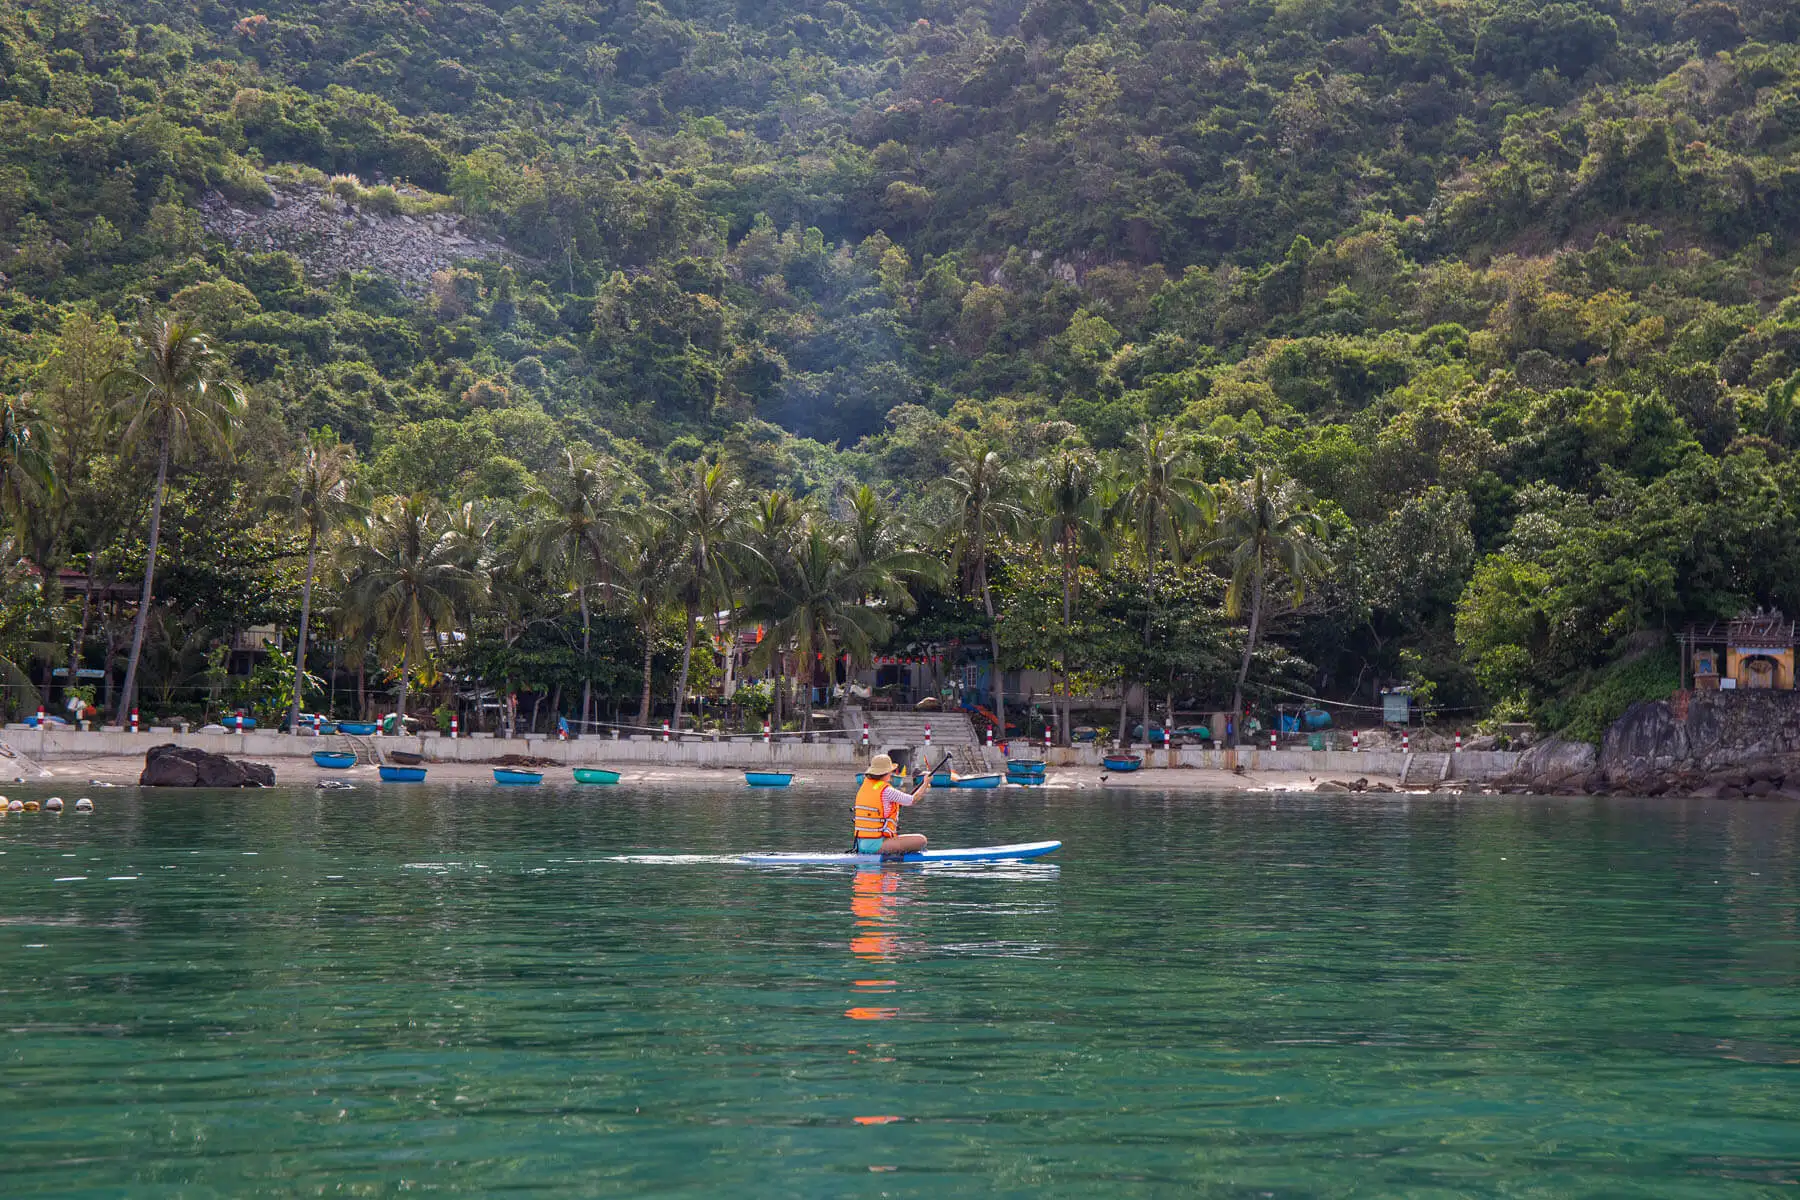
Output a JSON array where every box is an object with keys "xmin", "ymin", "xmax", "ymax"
[{"xmin": 1, "ymin": 0, "xmax": 1799, "ymax": 736}]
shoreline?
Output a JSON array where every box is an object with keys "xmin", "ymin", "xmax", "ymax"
[{"xmin": 9, "ymin": 752, "xmax": 1441, "ymax": 794}]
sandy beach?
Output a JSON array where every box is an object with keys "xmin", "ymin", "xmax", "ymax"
[{"xmin": 16, "ymin": 752, "xmax": 1415, "ymax": 793}]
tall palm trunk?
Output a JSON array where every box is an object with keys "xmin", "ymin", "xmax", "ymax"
[
  {"xmin": 396, "ymin": 627, "xmax": 411, "ymax": 727},
  {"xmin": 67, "ymin": 549, "xmax": 97, "ymax": 715},
  {"xmin": 770, "ymin": 650, "xmax": 784, "ymax": 731},
  {"xmin": 1143, "ymin": 560, "xmax": 1157, "ymax": 752},
  {"xmin": 579, "ymin": 586, "xmax": 593, "ymax": 730},
  {"xmin": 673, "ymin": 606, "xmax": 698, "ymax": 733},
  {"xmin": 637, "ymin": 629, "xmax": 654, "ymax": 727},
  {"xmin": 285, "ymin": 523, "xmax": 319, "ymax": 733},
  {"xmin": 1051, "ymin": 543, "xmax": 1065, "ymax": 744},
  {"xmin": 979, "ymin": 556, "xmax": 1005, "ymax": 741},
  {"xmin": 117, "ymin": 435, "xmax": 169, "ymax": 727},
  {"xmin": 1230, "ymin": 562, "xmax": 1265, "ymax": 736}
]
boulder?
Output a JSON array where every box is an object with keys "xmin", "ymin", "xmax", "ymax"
[
  {"xmin": 139, "ymin": 744, "xmax": 275, "ymax": 788},
  {"xmin": 1507, "ymin": 737, "xmax": 1598, "ymax": 790},
  {"xmin": 1314, "ymin": 780, "xmax": 1351, "ymax": 793}
]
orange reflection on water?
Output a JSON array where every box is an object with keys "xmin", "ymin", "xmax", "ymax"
[
  {"xmin": 845, "ymin": 1005, "xmax": 900, "ymax": 1021},
  {"xmin": 850, "ymin": 868, "xmax": 900, "ymax": 962},
  {"xmin": 853, "ymin": 1115, "xmax": 901, "ymax": 1125}
]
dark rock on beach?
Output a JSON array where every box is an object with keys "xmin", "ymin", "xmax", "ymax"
[{"xmin": 139, "ymin": 744, "xmax": 275, "ymax": 788}]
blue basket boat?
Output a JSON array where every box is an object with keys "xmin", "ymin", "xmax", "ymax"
[
  {"xmin": 952, "ymin": 772, "xmax": 1002, "ymax": 789},
  {"xmin": 1102, "ymin": 754, "xmax": 1143, "ymax": 773},
  {"xmin": 337, "ymin": 721, "xmax": 379, "ymax": 736},
  {"xmin": 312, "ymin": 750, "xmax": 356, "ymax": 769},
  {"xmin": 493, "ymin": 768, "xmax": 543, "ymax": 786},
  {"xmin": 379, "ymin": 766, "xmax": 427, "ymax": 782},
  {"xmin": 1006, "ymin": 758, "xmax": 1048, "ymax": 785},
  {"xmin": 745, "ymin": 770, "xmax": 793, "ymax": 787},
  {"xmin": 221, "ymin": 713, "xmax": 257, "ymax": 731}
]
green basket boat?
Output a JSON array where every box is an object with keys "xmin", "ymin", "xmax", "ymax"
[{"xmin": 573, "ymin": 768, "xmax": 621, "ymax": 785}]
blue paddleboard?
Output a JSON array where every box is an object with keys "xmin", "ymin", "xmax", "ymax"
[{"xmin": 737, "ymin": 840, "xmax": 1061, "ymax": 866}]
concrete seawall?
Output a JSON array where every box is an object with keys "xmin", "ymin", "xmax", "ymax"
[{"xmin": 1, "ymin": 727, "xmax": 1522, "ymax": 782}]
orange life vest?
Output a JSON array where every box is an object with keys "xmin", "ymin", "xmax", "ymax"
[{"xmin": 853, "ymin": 776, "xmax": 900, "ymax": 840}]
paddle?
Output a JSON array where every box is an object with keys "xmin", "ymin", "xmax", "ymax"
[{"xmin": 909, "ymin": 751, "xmax": 954, "ymax": 794}]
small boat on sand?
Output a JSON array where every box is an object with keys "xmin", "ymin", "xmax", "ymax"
[
  {"xmin": 573, "ymin": 768, "xmax": 620, "ymax": 785},
  {"xmin": 386, "ymin": 750, "xmax": 424, "ymax": 766},
  {"xmin": 1102, "ymin": 754, "xmax": 1143, "ymax": 773},
  {"xmin": 379, "ymin": 766, "xmax": 426, "ymax": 782},
  {"xmin": 493, "ymin": 768, "xmax": 543, "ymax": 785},
  {"xmin": 745, "ymin": 770, "xmax": 793, "ymax": 787},
  {"xmin": 952, "ymin": 772, "xmax": 1002, "ymax": 789},
  {"xmin": 313, "ymin": 751, "xmax": 356, "ymax": 769}
]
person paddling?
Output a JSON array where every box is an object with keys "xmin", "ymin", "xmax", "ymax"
[{"xmin": 853, "ymin": 753, "xmax": 932, "ymax": 858}]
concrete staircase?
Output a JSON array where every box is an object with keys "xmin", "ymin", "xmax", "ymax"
[
  {"xmin": 1400, "ymin": 751, "xmax": 1451, "ymax": 788},
  {"xmin": 852, "ymin": 709, "xmax": 995, "ymax": 773}
]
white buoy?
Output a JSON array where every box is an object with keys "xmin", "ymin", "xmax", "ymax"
[
  {"xmin": 44, "ymin": 797, "xmax": 62, "ymax": 812},
  {"xmin": 75, "ymin": 798, "xmax": 93, "ymax": 812}
]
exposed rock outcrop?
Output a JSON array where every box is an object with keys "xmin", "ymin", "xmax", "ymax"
[
  {"xmin": 1493, "ymin": 736, "xmax": 1599, "ymax": 793},
  {"xmin": 199, "ymin": 183, "xmax": 505, "ymax": 291},
  {"xmin": 140, "ymin": 744, "xmax": 275, "ymax": 788},
  {"xmin": 1595, "ymin": 691, "xmax": 1800, "ymax": 797}
]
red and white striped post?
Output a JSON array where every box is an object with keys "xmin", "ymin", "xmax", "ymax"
[
  {"xmin": 1402, "ymin": 730, "xmax": 1410, "ymax": 752},
  {"xmin": 924, "ymin": 722, "xmax": 932, "ymax": 749},
  {"xmin": 986, "ymin": 723, "xmax": 995, "ymax": 749},
  {"xmin": 558, "ymin": 722, "xmax": 568, "ymax": 742},
  {"xmin": 1352, "ymin": 728, "xmax": 1360, "ymax": 753},
  {"xmin": 662, "ymin": 719, "xmax": 671, "ymax": 743},
  {"xmin": 314, "ymin": 713, "xmax": 323, "ymax": 736},
  {"xmin": 763, "ymin": 720, "xmax": 771, "ymax": 745},
  {"xmin": 1455, "ymin": 730, "xmax": 1463, "ymax": 752},
  {"xmin": 450, "ymin": 714, "xmax": 459, "ymax": 740},
  {"xmin": 36, "ymin": 704, "xmax": 44, "ymax": 727},
  {"xmin": 132, "ymin": 708, "xmax": 140, "ymax": 734},
  {"xmin": 1044, "ymin": 724, "xmax": 1052, "ymax": 750},
  {"xmin": 861, "ymin": 721, "xmax": 869, "ymax": 749},
  {"xmin": 1270, "ymin": 729, "xmax": 1278, "ymax": 751}
]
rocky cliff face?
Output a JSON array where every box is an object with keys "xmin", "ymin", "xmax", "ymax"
[
  {"xmin": 199, "ymin": 184, "xmax": 505, "ymax": 290},
  {"xmin": 1598, "ymin": 691, "xmax": 1800, "ymax": 796}
]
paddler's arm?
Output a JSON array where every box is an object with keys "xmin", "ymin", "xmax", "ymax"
[{"xmin": 883, "ymin": 781, "xmax": 926, "ymax": 807}]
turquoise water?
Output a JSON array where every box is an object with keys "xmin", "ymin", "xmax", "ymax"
[{"xmin": 3, "ymin": 783, "xmax": 1800, "ymax": 1196}]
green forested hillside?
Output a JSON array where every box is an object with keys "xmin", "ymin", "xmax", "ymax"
[{"xmin": 2, "ymin": 0, "xmax": 1799, "ymax": 733}]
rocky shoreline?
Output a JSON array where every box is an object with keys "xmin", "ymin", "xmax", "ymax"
[{"xmin": 1490, "ymin": 690, "xmax": 1800, "ymax": 799}]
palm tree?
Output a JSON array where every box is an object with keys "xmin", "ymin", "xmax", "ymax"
[
  {"xmin": 1211, "ymin": 467, "xmax": 1330, "ymax": 726},
  {"xmin": 268, "ymin": 436, "xmax": 362, "ymax": 733},
  {"xmin": 743, "ymin": 491, "xmax": 805, "ymax": 728},
  {"xmin": 1035, "ymin": 448, "xmax": 1107, "ymax": 744},
  {"xmin": 340, "ymin": 494, "xmax": 486, "ymax": 725},
  {"xmin": 940, "ymin": 444, "xmax": 1024, "ymax": 738},
  {"xmin": 617, "ymin": 509, "xmax": 682, "ymax": 727},
  {"xmin": 835, "ymin": 485, "xmax": 943, "ymax": 716},
  {"xmin": 517, "ymin": 450, "xmax": 628, "ymax": 729},
  {"xmin": 667, "ymin": 459, "xmax": 749, "ymax": 731},
  {"xmin": 1112, "ymin": 424, "xmax": 1213, "ymax": 743},
  {"xmin": 0, "ymin": 393, "xmax": 54, "ymax": 538},
  {"xmin": 751, "ymin": 519, "xmax": 908, "ymax": 733},
  {"xmin": 109, "ymin": 314, "xmax": 245, "ymax": 726}
]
